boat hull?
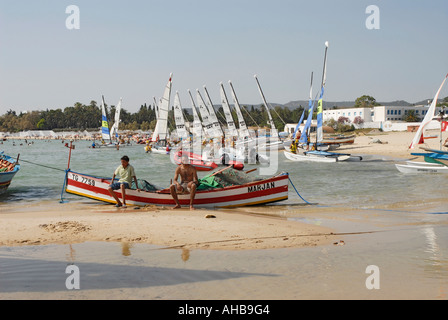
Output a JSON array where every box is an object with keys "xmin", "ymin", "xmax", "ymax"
[
  {"xmin": 65, "ymin": 170, "xmax": 289, "ymax": 208},
  {"xmin": 0, "ymin": 154, "xmax": 20, "ymax": 194},
  {"xmin": 396, "ymin": 163, "xmax": 448, "ymax": 174},
  {"xmin": 283, "ymin": 150, "xmax": 337, "ymax": 163}
]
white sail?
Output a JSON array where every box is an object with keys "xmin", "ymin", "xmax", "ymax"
[
  {"xmin": 151, "ymin": 74, "xmax": 172, "ymax": 142},
  {"xmin": 410, "ymin": 74, "xmax": 448, "ymax": 149},
  {"xmin": 254, "ymin": 75, "xmax": 278, "ymax": 139},
  {"xmin": 110, "ymin": 97, "xmax": 122, "ymax": 139},
  {"xmin": 188, "ymin": 90, "xmax": 205, "ymax": 139},
  {"xmin": 228, "ymin": 80, "xmax": 250, "ymax": 139},
  {"xmin": 173, "ymin": 92, "xmax": 189, "ymax": 140},
  {"xmin": 219, "ymin": 82, "xmax": 238, "ymax": 137},
  {"xmin": 196, "ymin": 90, "xmax": 215, "ymax": 138},
  {"xmin": 203, "ymin": 86, "xmax": 224, "ymax": 138},
  {"xmin": 101, "ymin": 95, "xmax": 112, "ymax": 143}
]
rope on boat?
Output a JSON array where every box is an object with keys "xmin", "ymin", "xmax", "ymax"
[
  {"xmin": 7, "ymin": 156, "xmax": 66, "ymax": 172},
  {"xmin": 288, "ymin": 176, "xmax": 314, "ymax": 205},
  {"xmin": 7, "ymin": 155, "xmax": 70, "ymax": 203}
]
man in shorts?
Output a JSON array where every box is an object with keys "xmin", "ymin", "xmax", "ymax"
[
  {"xmin": 170, "ymin": 153, "xmax": 199, "ymax": 210},
  {"xmin": 108, "ymin": 155, "xmax": 140, "ymax": 208}
]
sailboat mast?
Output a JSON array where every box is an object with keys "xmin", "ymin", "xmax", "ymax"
[
  {"xmin": 316, "ymin": 41, "xmax": 329, "ymax": 145},
  {"xmin": 254, "ymin": 75, "xmax": 277, "ymax": 138}
]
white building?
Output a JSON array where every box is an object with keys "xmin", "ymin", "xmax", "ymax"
[{"xmin": 323, "ymin": 105, "xmax": 441, "ymax": 123}]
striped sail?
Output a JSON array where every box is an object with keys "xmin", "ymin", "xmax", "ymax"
[
  {"xmin": 152, "ymin": 74, "xmax": 173, "ymax": 142},
  {"xmin": 101, "ymin": 95, "xmax": 112, "ymax": 142},
  {"xmin": 173, "ymin": 92, "xmax": 189, "ymax": 140},
  {"xmin": 410, "ymin": 74, "xmax": 448, "ymax": 149},
  {"xmin": 220, "ymin": 82, "xmax": 238, "ymax": 137}
]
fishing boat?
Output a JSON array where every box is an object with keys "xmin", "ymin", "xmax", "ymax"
[
  {"xmin": 0, "ymin": 152, "xmax": 20, "ymax": 194},
  {"xmin": 65, "ymin": 167, "xmax": 289, "ymax": 208}
]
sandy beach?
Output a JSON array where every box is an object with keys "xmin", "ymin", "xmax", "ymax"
[
  {"xmin": 0, "ymin": 130, "xmax": 444, "ymax": 250},
  {"xmin": 0, "ymin": 201, "xmax": 337, "ymax": 250}
]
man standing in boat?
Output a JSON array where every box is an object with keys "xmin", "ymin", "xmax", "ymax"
[
  {"xmin": 108, "ymin": 155, "xmax": 140, "ymax": 208},
  {"xmin": 170, "ymin": 153, "xmax": 199, "ymax": 210}
]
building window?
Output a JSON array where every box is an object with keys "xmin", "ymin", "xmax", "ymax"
[
  {"xmin": 394, "ymin": 110, "xmax": 398, "ymax": 115},
  {"xmin": 360, "ymin": 112, "xmax": 363, "ymax": 116},
  {"xmin": 387, "ymin": 110, "xmax": 390, "ymax": 115},
  {"xmin": 398, "ymin": 110, "xmax": 401, "ymax": 115}
]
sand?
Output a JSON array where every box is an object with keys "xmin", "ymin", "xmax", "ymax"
[
  {"xmin": 0, "ymin": 201, "xmax": 337, "ymax": 250},
  {"xmin": 0, "ymin": 130, "xmax": 445, "ymax": 251}
]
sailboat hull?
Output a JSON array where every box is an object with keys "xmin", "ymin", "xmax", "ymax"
[{"xmin": 396, "ymin": 162, "xmax": 448, "ymax": 174}]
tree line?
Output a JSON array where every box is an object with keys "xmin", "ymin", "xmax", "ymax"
[{"xmin": 0, "ymin": 101, "xmax": 306, "ymax": 133}]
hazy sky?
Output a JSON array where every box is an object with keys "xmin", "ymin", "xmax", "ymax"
[{"xmin": 1, "ymin": 0, "xmax": 448, "ymax": 114}]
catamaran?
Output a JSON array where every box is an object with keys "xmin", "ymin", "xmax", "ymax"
[
  {"xmin": 396, "ymin": 73, "xmax": 448, "ymax": 174},
  {"xmin": 95, "ymin": 96, "xmax": 123, "ymax": 148},
  {"xmin": 284, "ymin": 42, "xmax": 361, "ymax": 163}
]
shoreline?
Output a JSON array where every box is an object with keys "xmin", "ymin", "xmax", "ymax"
[{"xmin": 1, "ymin": 130, "xmax": 447, "ymax": 251}]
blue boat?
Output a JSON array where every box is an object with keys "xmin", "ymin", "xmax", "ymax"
[{"xmin": 0, "ymin": 152, "xmax": 20, "ymax": 194}]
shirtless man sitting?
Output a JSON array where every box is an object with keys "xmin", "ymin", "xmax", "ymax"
[{"xmin": 170, "ymin": 153, "xmax": 199, "ymax": 210}]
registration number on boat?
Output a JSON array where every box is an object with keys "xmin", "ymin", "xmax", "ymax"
[{"xmin": 71, "ymin": 174, "xmax": 95, "ymax": 187}]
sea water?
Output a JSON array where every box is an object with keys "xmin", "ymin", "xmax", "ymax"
[{"xmin": 0, "ymin": 139, "xmax": 447, "ymax": 300}]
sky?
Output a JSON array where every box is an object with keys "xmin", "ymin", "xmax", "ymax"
[{"xmin": 1, "ymin": 0, "xmax": 448, "ymax": 114}]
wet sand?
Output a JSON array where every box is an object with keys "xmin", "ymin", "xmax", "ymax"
[{"xmin": 0, "ymin": 201, "xmax": 337, "ymax": 250}]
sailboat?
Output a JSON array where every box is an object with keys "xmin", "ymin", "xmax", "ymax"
[
  {"xmin": 203, "ymin": 85, "xmax": 225, "ymax": 139},
  {"xmin": 254, "ymin": 75, "xmax": 284, "ymax": 151},
  {"xmin": 110, "ymin": 98, "xmax": 125, "ymax": 144},
  {"xmin": 284, "ymin": 42, "xmax": 362, "ymax": 163},
  {"xmin": 396, "ymin": 74, "xmax": 448, "ymax": 173},
  {"xmin": 173, "ymin": 91, "xmax": 190, "ymax": 141},
  {"xmin": 149, "ymin": 74, "xmax": 173, "ymax": 155},
  {"xmin": 96, "ymin": 95, "xmax": 121, "ymax": 148}
]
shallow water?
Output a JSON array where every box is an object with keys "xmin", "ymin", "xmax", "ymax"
[
  {"xmin": 1, "ymin": 139, "xmax": 447, "ymax": 299},
  {"xmin": 1, "ymin": 139, "xmax": 447, "ymax": 208}
]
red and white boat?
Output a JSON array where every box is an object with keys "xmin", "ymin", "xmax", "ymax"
[{"xmin": 65, "ymin": 169, "xmax": 289, "ymax": 208}]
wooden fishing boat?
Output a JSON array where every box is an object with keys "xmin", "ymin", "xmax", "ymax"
[
  {"xmin": 0, "ymin": 152, "xmax": 20, "ymax": 194},
  {"xmin": 65, "ymin": 168, "xmax": 289, "ymax": 208}
]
